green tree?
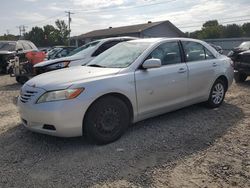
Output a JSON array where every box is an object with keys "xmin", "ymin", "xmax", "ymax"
[
  {"xmin": 242, "ymin": 23, "xmax": 250, "ymax": 37},
  {"xmin": 203, "ymin": 20, "xmax": 219, "ymax": 28},
  {"xmin": 222, "ymin": 24, "xmax": 242, "ymax": 38},
  {"xmin": 0, "ymin": 34, "xmax": 18, "ymax": 41},
  {"xmin": 24, "ymin": 26, "xmax": 45, "ymax": 46},
  {"xmin": 198, "ymin": 20, "xmax": 222, "ymax": 39},
  {"xmin": 55, "ymin": 20, "xmax": 70, "ymax": 45},
  {"xmin": 23, "ymin": 20, "xmax": 70, "ymax": 47}
]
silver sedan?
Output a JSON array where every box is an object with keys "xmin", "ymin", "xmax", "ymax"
[{"xmin": 18, "ymin": 38, "xmax": 234, "ymax": 144}]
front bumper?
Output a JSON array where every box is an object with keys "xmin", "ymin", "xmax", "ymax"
[{"xmin": 17, "ymin": 85, "xmax": 89, "ymax": 137}]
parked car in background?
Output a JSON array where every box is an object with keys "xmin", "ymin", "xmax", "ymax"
[
  {"xmin": 46, "ymin": 46, "xmax": 76, "ymax": 60},
  {"xmin": 209, "ymin": 43, "xmax": 223, "ymax": 54},
  {"xmin": 34, "ymin": 37, "xmax": 137, "ymax": 74},
  {"xmin": 228, "ymin": 41, "xmax": 250, "ymax": 82},
  {"xmin": 0, "ymin": 40, "xmax": 38, "ymax": 74},
  {"xmin": 18, "ymin": 38, "xmax": 234, "ymax": 144}
]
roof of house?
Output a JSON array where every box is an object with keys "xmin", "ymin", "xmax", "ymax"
[{"xmin": 74, "ymin": 20, "xmax": 184, "ymax": 39}]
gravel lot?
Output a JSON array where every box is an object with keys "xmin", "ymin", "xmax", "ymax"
[{"xmin": 0, "ymin": 74, "xmax": 249, "ymax": 188}]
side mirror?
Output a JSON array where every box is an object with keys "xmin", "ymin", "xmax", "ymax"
[{"xmin": 142, "ymin": 59, "xmax": 161, "ymax": 69}]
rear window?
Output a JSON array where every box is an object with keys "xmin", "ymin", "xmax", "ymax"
[{"xmin": 0, "ymin": 42, "xmax": 16, "ymax": 51}]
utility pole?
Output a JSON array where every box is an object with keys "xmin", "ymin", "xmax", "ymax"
[
  {"xmin": 65, "ymin": 11, "xmax": 74, "ymax": 46},
  {"xmin": 17, "ymin": 25, "xmax": 28, "ymax": 38}
]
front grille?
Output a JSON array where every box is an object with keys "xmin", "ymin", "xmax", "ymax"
[{"xmin": 20, "ymin": 90, "xmax": 38, "ymax": 103}]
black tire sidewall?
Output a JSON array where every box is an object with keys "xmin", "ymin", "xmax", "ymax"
[
  {"xmin": 84, "ymin": 96, "xmax": 130, "ymax": 144},
  {"xmin": 207, "ymin": 79, "xmax": 226, "ymax": 108}
]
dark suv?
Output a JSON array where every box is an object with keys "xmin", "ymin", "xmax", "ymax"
[
  {"xmin": 0, "ymin": 40, "xmax": 38, "ymax": 73},
  {"xmin": 228, "ymin": 41, "xmax": 250, "ymax": 83}
]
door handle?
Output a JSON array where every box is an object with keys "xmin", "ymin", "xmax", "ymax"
[
  {"xmin": 212, "ymin": 62, "xmax": 217, "ymax": 67},
  {"xmin": 178, "ymin": 68, "xmax": 187, "ymax": 73}
]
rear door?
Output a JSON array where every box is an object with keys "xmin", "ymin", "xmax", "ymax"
[
  {"xmin": 181, "ymin": 41, "xmax": 218, "ymax": 101},
  {"xmin": 135, "ymin": 41, "xmax": 188, "ymax": 117}
]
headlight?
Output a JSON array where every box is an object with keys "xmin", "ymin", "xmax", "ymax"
[
  {"xmin": 47, "ymin": 61, "xmax": 70, "ymax": 69},
  {"xmin": 37, "ymin": 88, "xmax": 84, "ymax": 103}
]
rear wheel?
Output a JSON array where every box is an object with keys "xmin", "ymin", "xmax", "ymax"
[
  {"xmin": 206, "ymin": 79, "xmax": 226, "ymax": 108},
  {"xmin": 84, "ymin": 96, "xmax": 130, "ymax": 144},
  {"xmin": 234, "ymin": 72, "xmax": 247, "ymax": 83}
]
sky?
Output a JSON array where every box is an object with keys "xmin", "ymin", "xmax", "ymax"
[{"xmin": 0, "ymin": 0, "xmax": 250, "ymax": 36}]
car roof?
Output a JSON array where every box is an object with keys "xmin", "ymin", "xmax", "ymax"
[
  {"xmin": 128, "ymin": 37, "xmax": 207, "ymax": 44},
  {"xmin": 97, "ymin": 36, "xmax": 138, "ymax": 42}
]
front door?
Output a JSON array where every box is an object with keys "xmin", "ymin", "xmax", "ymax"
[{"xmin": 135, "ymin": 41, "xmax": 188, "ymax": 117}]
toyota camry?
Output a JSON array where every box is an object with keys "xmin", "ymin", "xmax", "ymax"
[{"xmin": 18, "ymin": 38, "xmax": 234, "ymax": 144}]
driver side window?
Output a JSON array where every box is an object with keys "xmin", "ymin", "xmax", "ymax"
[{"xmin": 147, "ymin": 41, "xmax": 182, "ymax": 66}]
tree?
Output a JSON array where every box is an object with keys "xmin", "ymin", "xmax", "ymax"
[
  {"xmin": 197, "ymin": 20, "xmax": 222, "ymax": 39},
  {"xmin": 202, "ymin": 20, "xmax": 219, "ymax": 28},
  {"xmin": 23, "ymin": 20, "xmax": 70, "ymax": 47},
  {"xmin": 242, "ymin": 23, "xmax": 250, "ymax": 37},
  {"xmin": 0, "ymin": 34, "xmax": 18, "ymax": 41},
  {"xmin": 24, "ymin": 26, "xmax": 45, "ymax": 46},
  {"xmin": 222, "ymin": 24, "xmax": 242, "ymax": 38},
  {"xmin": 55, "ymin": 20, "xmax": 70, "ymax": 45}
]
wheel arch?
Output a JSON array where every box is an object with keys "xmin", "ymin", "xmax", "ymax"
[
  {"xmin": 82, "ymin": 92, "xmax": 134, "ymax": 134},
  {"xmin": 216, "ymin": 75, "xmax": 228, "ymax": 91}
]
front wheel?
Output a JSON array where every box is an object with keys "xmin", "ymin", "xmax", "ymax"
[
  {"xmin": 84, "ymin": 96, "xmax": 130, "ymax": 144},
  {"xmin": 206, "ymin": 79, "xmax": 226, "ymax": 108}
]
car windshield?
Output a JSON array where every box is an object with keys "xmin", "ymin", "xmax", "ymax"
[
  {"xmin": 239, "ymin": 42, "xmax": 250, "ymax": 49},
  {"xmin": 87, "ymin": 42, "xmax": 150, "ymax": 68},
  {"xmin": 0, "ymin": 41, "xmax": 16, "ymax": 51},
  {"xmin": 67, "ymin": 41, "xmax": 100, "ymax": 56}
]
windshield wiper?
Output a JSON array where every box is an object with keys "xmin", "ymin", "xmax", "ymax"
[{"xmin": 87, "ymin": 64, "xmax": 106, "ymax": 68}]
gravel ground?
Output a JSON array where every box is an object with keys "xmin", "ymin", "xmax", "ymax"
[{"xmin": 0, "ymin": 74, "xmax": 249, "ymax": 188}]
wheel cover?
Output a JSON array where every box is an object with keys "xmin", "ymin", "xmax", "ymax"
[
  {"xmin": 212, "ymin": 83, "xmax": 224, "ymax": 104},
  {"xmin": 95, "ymin": 106, "xmax": 120, "ymax": 135}
]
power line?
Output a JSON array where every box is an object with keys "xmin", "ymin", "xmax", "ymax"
[{"xmin": 73, "ymin": 0, "xmax": 177, "ymax": 13}]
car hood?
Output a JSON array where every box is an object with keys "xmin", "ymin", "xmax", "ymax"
[
  {"xmin": 34, "ymin": 55, "xmax": 83, "ymax": 68},
  {"xmin": 26, "ymin": 66, "xmax": 121, "ymax": 90}
]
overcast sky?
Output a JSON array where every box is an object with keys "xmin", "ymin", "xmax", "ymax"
[{"xmin": 1, "ymin": 0, "xmax": 250, "ymax": 36}]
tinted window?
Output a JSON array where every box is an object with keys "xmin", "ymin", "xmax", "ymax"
[
  {"xmin": 92, "ymin": 40, "xmax": 121, "ymax": 56},
  {"xmin": 68, "ymin": 41, "xmax": 100, "ymax": 56},
  {"xmin": 182, "ymin": 41, "xmax": 206, "ymax": 62},
  {"xmin": 147, "ymin": 41, "xmax": 182, "ymax": 65},
  {"xmin": 57, "ymin": 49, "xmax": 68, "ymax": 57},
  {"xmin": 0, "ymin": 42, "xmax": 16, "ymax": 51}
]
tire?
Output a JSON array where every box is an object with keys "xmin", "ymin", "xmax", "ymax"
[
  {"xmin": 234, "ymin": 72, "xmax": 247, "ymax": 83},
  {"xmin": 16, "ymin": 76, "xmax": 29, "ymax": 85},
  {"xmin": 206, "ymin": 79, "xmax": 226, "ymax": 108},
  {"xmin": 84, "ymin": 96, "xmax": 130, "ymax": 144}
]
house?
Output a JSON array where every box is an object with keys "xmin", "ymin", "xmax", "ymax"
[{"xmin": 71, "ymin": 20, "xmax": 184, "ymax": 46}]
